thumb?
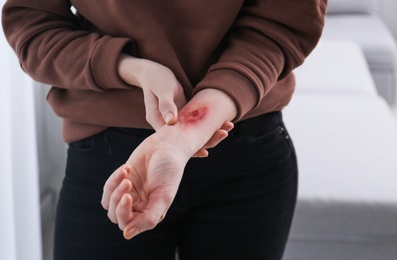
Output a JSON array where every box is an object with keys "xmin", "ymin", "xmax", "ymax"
[
  {"xmin": 158, "ymin": 97, "xmax": 178, "ymax": 125},
  {"xmin": 123, "ymin": 195, "xmax": 171, "ymax": 239}
]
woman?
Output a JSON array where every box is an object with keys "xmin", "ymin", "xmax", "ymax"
[{"xmin": 2, "ymin": 0, "xmax": 327, "ymax": 259}]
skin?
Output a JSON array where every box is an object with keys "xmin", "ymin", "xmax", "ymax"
[
  {"xmin": 178, "ymin": 106, "xmax": 208, "ymax": 126},
  {"xmin": 117, "ymin": 53, "xmax": 186, "ymax": 129},
  {"xmin": 117, "ymin": 54, "xmax": 233, "ymax": 158},
  {"xmin": 101, "ymin": 88, "xmax": 237, "ymax": 239}
]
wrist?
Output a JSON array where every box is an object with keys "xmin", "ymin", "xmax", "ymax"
[
  {"xmin": 155, "ymin": 123, "xmax": 199, "ymax": 159},
  {"xmin": 155, "ymin": 88, "xmax": 237, "ymax": 157},
  {"xmin": 117, "ymin": 54, "xmax": 151, "ymax": 88}
]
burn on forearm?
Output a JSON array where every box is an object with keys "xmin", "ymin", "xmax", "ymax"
[{"xmin": 179, "ymin": 106, "xmax": 208, "ymax": 125}]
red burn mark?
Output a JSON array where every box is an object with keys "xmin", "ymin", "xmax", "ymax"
[
  {"xmin": 192, "ymin": 109, "xmax": 199, "ymax": 117},
  {"xmin": 179, "ymin": 106, "xmax": 208, "ymax": 125}
]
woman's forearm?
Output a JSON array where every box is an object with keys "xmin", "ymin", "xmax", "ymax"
[
  {"xmin": 155, "ymin": 88, "xmax": 237, "ymax": 157},
  {"xmin": 101, "ymin": 88, "xmax": 237, "ymax": 239},
  {"xmin": 118, "ymin": 54, "xmax": 237, "ymax": 155},
  {"xmin": 117, "ymin": 54, "xmax": 151, "ymax": 87}
]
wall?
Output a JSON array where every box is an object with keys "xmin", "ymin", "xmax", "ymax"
[
  {"xmin": 1, "ymin": 17, "xmax": 43, "ymax": 260},
  {"xmin": 0, "ymin": 30, "xmax": 17, "ymax": 260},
  {"xmin": 381, "ymin": 0, "xmax": 397, "ymax": 41},
  {"xmin": 381, "ymin": 0, "xmax": 397, "ymax": 113}
]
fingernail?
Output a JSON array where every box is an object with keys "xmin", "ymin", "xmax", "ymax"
[
  {"xmin": 165, "ymin": 113, "xmax": 174, "ymax": 124},
  {"xmin": 125, "ymin": 228, "xmax": 138, "ymax": 239},
  {"xmin": 228, "ymin": 123, "xmax": 234, "ymax": 131},
  {"xmin": 201, "ymin": 150, "xmax": 209, "ymax": 158}
]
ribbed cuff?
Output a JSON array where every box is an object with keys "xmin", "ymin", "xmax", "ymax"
[
  {"xmin": 193, "ymin": 68, "xmax": 262, "ymax": 121},
  {"xmin": 91, "ymin": 36, "xmax": 136, "ymax": 90}
]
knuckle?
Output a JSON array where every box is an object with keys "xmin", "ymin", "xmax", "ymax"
[
  {"xmin": 158, "ymin": 213, "xmax": 166, "ymax": 222},
  {"xmin": 103, "ymin": 181, "xmax": 110, "ymax": 191},
  {"xmin": 116, "ymin": 205, "xmax": 126, "ymax": 218},
  {"xmin": 145, "ymin": 216, "xmax": 158, "ymax": 230},
  {"xmin": 118, "ymin": 219, "xmax": 126, "ymax": 231},
  {"xmin": 101, "ymin": 200, "xmax": 108, "ymax": 210},
  {"xmin": 107, "ymin": 212, "xmax": 117, "ymax": 224},
  {"xmin": 145, "ymin": 114, "xmax": 154, "ymax": 125}
]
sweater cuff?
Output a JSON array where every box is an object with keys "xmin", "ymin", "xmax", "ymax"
[
  {"xmin": 91, "ymin": 36, "xmax": 136, "ymax": 90},
  {"xmin": 193, "ymin": 68, "xmax": 261, "ymax": 121}
]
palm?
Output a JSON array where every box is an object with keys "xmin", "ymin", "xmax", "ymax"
[{"xmin": 121, "ymin": 135, "xmax": 188, "ymax": 236}]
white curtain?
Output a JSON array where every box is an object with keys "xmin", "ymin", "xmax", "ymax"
[{"xmin": 0, "ymin": 1, "xmax": 43, "ymax": 258}]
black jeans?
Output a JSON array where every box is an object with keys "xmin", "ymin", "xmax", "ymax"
[{"xmin": 54, "ymin": 111, "xmax": 298, "ymax": 260}]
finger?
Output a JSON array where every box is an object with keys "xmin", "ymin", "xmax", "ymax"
[
  {"xmin": 116, "ymin": 194, "xmax": 134, "ymax": 230},
  {"xmin": 123, "ymin": 195, "xmax": 171, "ymax": 240},
  {"xmin": 192, "ymin": 148, "xmax": 209, "ymax": 158},
  {"xmin": 192, "ymin": 129, "xmax": 229, "ymax": 158},
  {"xmin": 158, "ymin": 94, "xmax": 178, "ymax": 125},
  {"xmin": 101, "ymin": 165, "xmax": 130, "ymax": 210},
  {"xmin": 204, "ymin": 129, "xmax": 228, "ymax": 149},
  {"xmin": 108, "ymin": 179, "xmax": 132, "ymax": 224},
  {"xmin": 159, "ymin": 81, "xmax": 187, "ymax": 125},
  {"xmin": 221, "ymin": 121, "xmax": 234, "ymax": 132}
]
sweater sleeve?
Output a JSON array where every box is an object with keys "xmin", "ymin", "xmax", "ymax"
[
  {"xmin": 2, "ymin": 0, "xmax": 136, "ymax": 91},
  {"xmin": 193, "ymin": 0, "xmax": 327, "ymax": 120}
]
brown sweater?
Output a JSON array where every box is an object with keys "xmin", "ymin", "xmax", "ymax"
[{"xmin": 2, "ymin": 0, "xmax": 327, "ymax": 143}]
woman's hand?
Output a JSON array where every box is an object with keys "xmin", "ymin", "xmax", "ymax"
[
  {"xmin": 118, "ymin": 54, "xmax": 234, "ymax": 157},
  {"xmin": 118, "ymin": 54, "xmax": 186, "ymax": 130},
  {"xmin": 101, "ymin": 133, "xmax": 190, "ymax": 239},
  {"xmin": 100, "ymin": 121, "xmax": 233, "ymax": 239},
  {"xmin": 101, "ymin": 88, "xmax": 237, "ymax": 239}
]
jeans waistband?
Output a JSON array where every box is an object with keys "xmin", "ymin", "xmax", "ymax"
[
  {"xmin": 110, "ymin": 111, "xmax": 282, "ymax": 138},
  {"xmin": 231, "ymin": 111, "xmax": 282, "ymax": 138}
]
